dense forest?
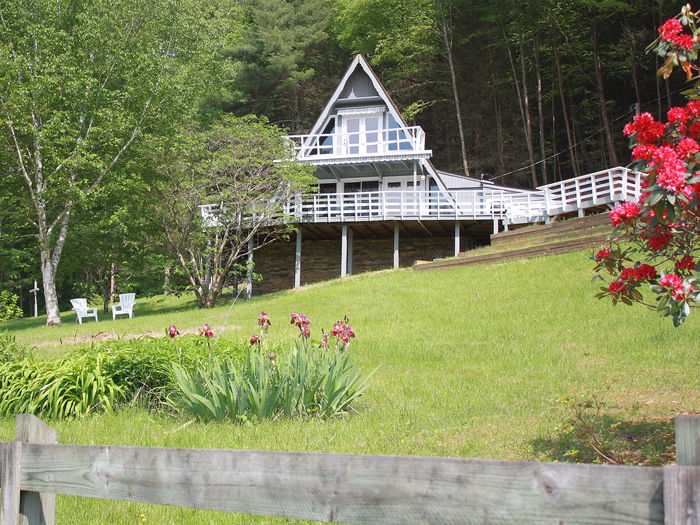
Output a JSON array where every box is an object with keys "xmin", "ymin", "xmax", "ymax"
[{"xmin": 0, "ymin": 0, "xmax": 691, "ymax": 317}]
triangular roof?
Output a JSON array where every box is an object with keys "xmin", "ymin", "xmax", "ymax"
[
  {"xmin": 305, "ymin": 55, "xmax": 454, "ymax": 191},
  {"xmin": 307, "ymin": 54, "xmax": 413, "ymax": 138}
]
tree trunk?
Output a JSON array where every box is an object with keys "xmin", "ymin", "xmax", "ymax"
[
  {"xmin": 437, "ymin": 0, "xmax": 470, "ymax": 177},
  {"xmin": 534, "ymin": 35, "xmax": 547, "ymax": 185},
  {"xmin": 553, "ymin": 47, "xmax": 580, "ymax": 178},
  {"xmin": 626, "ymin": 27, "xmax": 642, "ymax": 108},
  {"xmin": 518, "ymin": 34, "xmax": 538, "ymax": 188},
  {"xmin": 40, "ymin": 249, "xmax": 61, "ymax": 326},
  {"xmin": 591, "ymin": 27, "xmax": 619, "ymax": 166},
  {"xmin": 109, "ymin": 262, "xmax": 116, "ymax": 303},
  {"xmin": 163, "ymin": 265, "xmax": 171, "ymax": 295}
]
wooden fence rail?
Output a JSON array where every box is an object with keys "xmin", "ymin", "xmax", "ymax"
[{"xmin": 1, "ymin": 414, "xmax": 700, "ymax": 524}]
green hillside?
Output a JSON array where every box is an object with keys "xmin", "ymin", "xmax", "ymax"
[{"xmin": 1, "ymin": 249, "xmax": 698, "ymax": 524}]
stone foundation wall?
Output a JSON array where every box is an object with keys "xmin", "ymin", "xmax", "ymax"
[{"xmin": 252, "ymin": 233, "xmax": 454, "ymax": 295}]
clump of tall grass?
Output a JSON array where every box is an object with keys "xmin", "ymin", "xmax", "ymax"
[
  {"xmin": 0, "ymin": 335, "xmax": 245, "ymax": 420},
  {"xmin": 170, "ymin": 313, "xmax": 375, "ymax": 422}
]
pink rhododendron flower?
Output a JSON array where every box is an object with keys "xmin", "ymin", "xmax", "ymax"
[
  {"xmin": 636, "ymin": 264, "xmax": 657, "ymax": 280},
  {"xmin": 659, "ymin": 18, "xmax": 684, "ymax": 39},
  {"xmin": 610, "ymin": 201, "xmax": 641, "ymax": 226},
  {"xmin": 594, "ymin": 249, "xmax": 612, "ymax": 261},
  {"xmin": 608, "ymin": 281, "xmax": 627, "ymax": 294},
  {"xmin": 623, "ymin": 112, "xmax": 666, "ymax": 144},
  {"xmin": 671, "ymin": 33, "xmax": 695, "ymax": 50},
  {"xmin": 675, "ymin": 255, "xmax": 695, "ymax": 271},
  {"xmin": 676, "ymin": 137, "xmax": 700, "ymax": 159},
  {"xmin": 647, "ymin": 232, "xmax": 673, "ymax": 251}
]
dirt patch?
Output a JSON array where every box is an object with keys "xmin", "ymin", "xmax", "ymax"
[{"xmin": 36, "ymin": 325, "xmax": 241, "ymax": 347}]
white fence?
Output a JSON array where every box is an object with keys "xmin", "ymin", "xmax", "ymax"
[
  {"xmin": 539, "ymin": 167, "xmax": 642, "ymax": 216},
  {"xmin": 285, "ymin": 190, "xmax": 546, "ymax": 223}
]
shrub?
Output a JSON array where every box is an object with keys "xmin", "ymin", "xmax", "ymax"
[
  {"xmin": 171, "ymin": 313, "xmax": 374, "ymax": 422},
  {"xmin": 172, "ymin": 342, "xmax": 374, "ymax": 422},
  {"xmin": 0, "ymin": 355, "xmax": 124, "ymax": 419},
  {"xmin": 0, "ymin": 330, "xmax": 30, "ymax": 363},
  {"xmin": 0, "ymin": 334, "xmax": 245, "ymax": 419},
  {"xmin": 593, "ymin": 6, "xmax": 700, "ymax": 326},
  {"xmin": 0, "ymin": 290, "xmax": 23, "ymax": 321}
]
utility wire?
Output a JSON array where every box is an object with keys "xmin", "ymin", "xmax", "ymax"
[{"xmin": 487, "ymin": 87, "xmax": 686, "ymax": 183}]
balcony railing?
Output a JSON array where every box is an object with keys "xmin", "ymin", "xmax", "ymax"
[
  {"xmin": 199, "ymin": 167, "xmax": 643, "ymax": 227},
  {"xmin": 285, "ymin": 126, "xmax": 429, "ymax": 161},
  {"xmin": 284, "ymin": 190, "xmax": 547, "ymax": 223}
]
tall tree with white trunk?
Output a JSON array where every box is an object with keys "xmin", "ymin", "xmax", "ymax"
[{"xmin": 0, "ymin": 0, "xmax": 236, "ymax": 324}]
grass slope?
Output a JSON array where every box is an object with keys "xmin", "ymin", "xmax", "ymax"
[{"xmin": 2, "ymin": 249, "xmax": 698, "ymax": 524}]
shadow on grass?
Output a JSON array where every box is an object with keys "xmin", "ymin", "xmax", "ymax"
[
  {"xmin": 531, "ymin": 415, "xmax": 676, "ymax": 466},
  {"xmin": 1, "ymin": 296, "xmax": 201, "ymax": 333}
]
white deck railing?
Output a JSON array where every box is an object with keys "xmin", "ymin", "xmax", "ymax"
[
  {"xmin": 284, "ymin": 190, "xmax": 546, "ymax": 223},
  {"xmin": 539, "ymin": 167, "xmax": 642, "ymax": 215},
  {"xmin": 285, "ymin": 126, "xmax": 428, "ymax": 160},
  {"xmin": 199, "ymin": 167, "xmax": 643, "ymax": 227}
]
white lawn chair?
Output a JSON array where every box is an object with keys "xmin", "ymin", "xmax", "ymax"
[
  {"xmin": 111, "ymin": 293, "xmax": 136, "ymax": 320},
  {"xmin": 70, "ymin": 298, "xmax": 98, "ymax": 324}
]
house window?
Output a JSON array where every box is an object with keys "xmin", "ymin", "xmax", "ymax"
[
  {"xmin": 318, "ymin": 183, "xmax": 337, "ymax": 194},
  {"xmin": 343, "ymin": 181, "xmax": 379, "ymax": 193}
]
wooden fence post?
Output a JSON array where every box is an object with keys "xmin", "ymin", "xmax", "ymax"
[
  {"xmin": 15, "ymin": 415, "xmax": 57, "ymax": 525},
  {"xmin": 1, "ymin": 441, "xmax": 21, "ymax": 525},
  {"xmin": 664, "ymin": 415, "xmax": 700, "ymax": 525}
]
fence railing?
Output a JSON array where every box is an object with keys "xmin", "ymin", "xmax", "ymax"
[
  {"xmin": 285, "ymin": 126, "xmax": 428, "ymax": 160},
  {"xmin": 1, "ymin": 413, "xmax": 700, "ymax": 524},
  {"xmin": 538, "ymin": 167, "xmax": 643, "ymax": 215},
  {"xmin": 198, "ymin": 167, "xmax": 644, "ymax": 228},
  {"xmin": 284, "ymin": 190, "xmax": 547, "ymax": 223}
]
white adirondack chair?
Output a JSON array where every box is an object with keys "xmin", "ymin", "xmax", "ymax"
[
  {"xmin": 111, "ymin": 293, "xmax": 136, "ymax": 320},
  {"xmin": 70, "ymin": 298, "xmax": 98, "ymax": 324}
]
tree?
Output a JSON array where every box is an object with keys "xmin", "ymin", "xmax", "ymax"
[
  {"xmin": 594, "ymin": 5, "xmax": 700, "ymax": 326},
  {"xmin": 0, "ymin": 0, "xmax": 235, "ymax": 325},
  {"xmin": 156, "ymin": 115, "xmax": 316, "ymax": 309},
  {"xmin": 334, "ymin": 0, "xmax": 472, "ymax": 176}
]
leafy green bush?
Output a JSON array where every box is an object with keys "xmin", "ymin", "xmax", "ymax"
[
  {"xmin": 0, "ymin": 290, "xmax": 23, "ymax": 321},
  {"xmin": 0, "ymin": 355, "xmax": 124, "ymax": 419},
  {"xmin": 0, "ymin": 335, "xmax": 245, "ymax": 419},
  {"xmin": 171, "ymin": 342, "xmax": 375, "ymax": 422},
  {"xmin": 0, "ymin": 331, "xmax": 30, "ymax": 363}
]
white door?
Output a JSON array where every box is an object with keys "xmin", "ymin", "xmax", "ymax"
[{"xmin": 342, "ymin": 114, "xmax": 383, "ymax": 155}]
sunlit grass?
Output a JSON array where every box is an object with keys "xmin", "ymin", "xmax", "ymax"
[{"xmin": 1, "ymin": 249, "xmax": 698, "ymax": 524}]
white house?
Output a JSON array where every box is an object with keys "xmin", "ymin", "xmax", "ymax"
[{"xmin": 248, "ymin": 55, "xmax": 643, "ymax": 295}]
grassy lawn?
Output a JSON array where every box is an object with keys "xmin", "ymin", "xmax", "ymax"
[{"xmin": 1, "ymin": 249, "xmax": 698, "ymax": 524}]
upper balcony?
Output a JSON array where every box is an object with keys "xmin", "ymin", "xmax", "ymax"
[{"xmin": 285, "ymin": 125, "xmax": 432, "ymax": 166}]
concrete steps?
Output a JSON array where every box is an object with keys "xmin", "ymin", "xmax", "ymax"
[{"xmin": 413, "ymin": 213, "xmax": 612, "ymax": 272}]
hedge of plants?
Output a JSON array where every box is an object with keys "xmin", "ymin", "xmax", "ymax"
[{"xmin": 0, "ymin": 312, "xmax": 373, "ymax": 423}]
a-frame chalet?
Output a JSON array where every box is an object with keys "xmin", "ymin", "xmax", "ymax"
[{"xmin": 249, "ymin": 55, "xmax": 642, "ymax": 295}]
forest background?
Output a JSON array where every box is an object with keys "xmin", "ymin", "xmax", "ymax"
[{"xmin": 0, "ymin": 0, "xmax": 688, "ymax": 315}]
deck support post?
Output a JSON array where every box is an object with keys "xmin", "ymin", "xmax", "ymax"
[
  {"xmin": 294, "ymin": 229, "xmax": 302, "ymax": 288},
  {"xmin": 454, "ymin": 222, "xmax": 461, "ymax": 257},
  {"xmin": 341, "ymin": 225, "xmax": 348, "ymax": 278},
  {"xmin": 413, "ymin": 162, "xmax": 418, "ymax": 189},
  {"xmin": 246, "ymin": 237, "xmax": 254, "ymax": 299},
  {"xmin": 492, "ymin": 219, "xmax": 499, "ymax": 235},
  {"xmin": 393, "ymin": 223, "xmax": 400, "ymax": 268},
  {"xmin": 348, "ymin": 228, "xmax": 353, "ymax": 276},
  {"xmin": 578, "ymin": 208, "xmax": 586, "ymax": 218}
]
